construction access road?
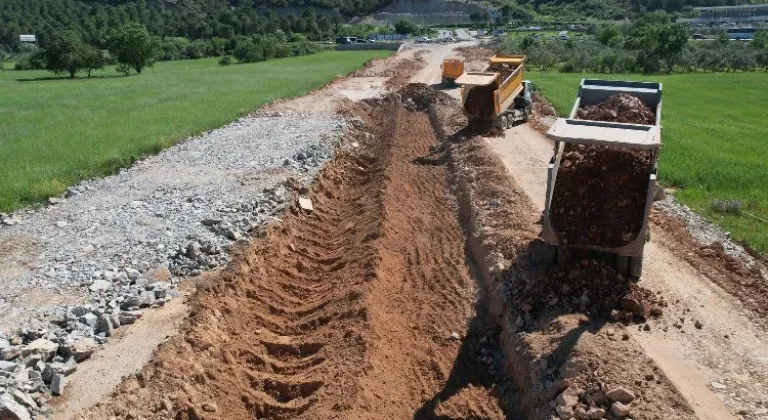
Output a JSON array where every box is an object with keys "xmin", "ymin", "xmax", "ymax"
[{"xmin": 51, "ymin": 43, "xmax": 768, "ymax": 420}]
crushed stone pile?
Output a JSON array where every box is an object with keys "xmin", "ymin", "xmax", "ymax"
[
  {"xmin": 576, "ymin": 93, "xmax": 655, "ymax": 125},
  {"xmin": 551, "ymin": 144, "xmax": 653, "ymax": 248}
]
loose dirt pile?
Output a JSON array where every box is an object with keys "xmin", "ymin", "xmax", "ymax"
[
  {"xmin": 400, "ymin": 82, "xmax": 453, "ymax": 110},
  {"xmin": 455, "ymin": 45, "xmax": 493, "ymax": 64},
  {"xmin": 383, "ymin": 53, "xmax": 426, "ymax": 91},
  {"xmin": 577, "ymin": 93, "xmax": 656, "ymax": 125},
  {"xmin": 551, "ymin": 144, "xmax": 654, "ymax": 247},
  {"xmin": 486, "ymin": 63, "xmax": 516, "ymax": 82},
  {"xmin": 464, "ymin": 84, "xmax": 497, "ymax": 118},
  {"xmin": 77, "ymin": 88, "xmax": 506, "ymax": 420}
]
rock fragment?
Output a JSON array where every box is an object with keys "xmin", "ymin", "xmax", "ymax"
[
  {"xmin": 611, "ymin": 401, "xmax": 631, "ymax": 417},
  {"xmin": 605, "ymin": 386, "xmax": 635, "ymax": 403}
]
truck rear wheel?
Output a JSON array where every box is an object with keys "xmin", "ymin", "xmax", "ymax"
[{"xmin": 500, "ymin": 116, "xmax": 508, "ymax": 130}]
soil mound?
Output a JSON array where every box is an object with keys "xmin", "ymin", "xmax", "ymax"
[
  {"xmin": 577, "ymin": 93, "xmax": 655, "ymax": 125},
  {"xmin": 550, "ymin": 144, "xmax": 653, "ymax": 248},
  {"xmin": 486, "ymin": 63, "xmax": 516, "ymax": 82},
  {"xmin": 400, "ymin": 82, "xmax": 453, "ymax": 110}
]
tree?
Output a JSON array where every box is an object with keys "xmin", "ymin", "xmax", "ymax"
[
  {"xmin": 656, "ymin": 24, "xmax": 689, "ymax": 71},
  {"xmin": 595, "ymin": 24, "xmax": 621, "ymax": 46},
  {"xmin": 393, "ymin": 19, "xmax": 417, "ymax": 36},
  {"xmin": 108, "ymin": 23, "xmax": 159, "ymax": 75},
  {"xmin": 82, "ymin": 46, "xmax": 106, "ymax": 77},
  {"xmin": 626, "ymin": 21, "xmax": 688, "ymax": 73},
  {"xmin": 41, "ymin": 31, "xmax": 91, "ymax": 78}
]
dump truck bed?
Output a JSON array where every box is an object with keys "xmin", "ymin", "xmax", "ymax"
[
  {"xmin": 456, "ymin": 54, "xmax": 526, "ymax": 120},
  {"xmin": 541, "ymin": 79, "xmax": 663, "ymax": 258}
]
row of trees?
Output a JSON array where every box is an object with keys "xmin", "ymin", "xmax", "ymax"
[
  {"xmin": 502, "ymin": 12, "xmax": 768, "ymax": 73},
  {"xmin": 0, "ymin": 0, "xmax": 368, "ymax": 52},
  {"xmin": 26, "ymin": 24, "xmax": 175, "ymax": 78},
  {"xmin": 23, "ymin": 24, "xmax": 325, "ymax": 78}
]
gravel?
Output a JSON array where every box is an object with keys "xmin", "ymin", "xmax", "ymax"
[{"xmin": 0, "ymin": 111, "xmax": 356, "ymax": 418}]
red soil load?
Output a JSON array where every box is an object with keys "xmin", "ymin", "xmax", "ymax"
[
  {"xmin": 464, "ymin": 83, "xmax": 498, "ymax": 117},
  {"xmin": 550, "ymin": 93, "xmax": 656, "ymax": 248},
  {"xmin": 550, "ymin": 143, "xmax": 653, "ymax": 248},
  {"xmin": 486, "ymin": 63, "xmax": 516, "ymax": 82},
  {"xmin": 576, "ymin": 93, "xmax": 656, "ymax": 125}
]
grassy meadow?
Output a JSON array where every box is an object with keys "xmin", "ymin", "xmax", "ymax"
[
  {"xmin": 529, "ymin": 71, "xmax": 768, "ymax": 252},
  {"xmin": 0, "ymin": 50, "xmax": 391, "ymax": 212}
]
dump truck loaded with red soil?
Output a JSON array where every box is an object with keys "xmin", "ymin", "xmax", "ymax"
[
  {"xmin": 541, "ymin": 79, "xmax": 663, "ymax": 278},
  {"xmin": 456, "ymin": 55, "xmax": 533, "ymax": 129}
]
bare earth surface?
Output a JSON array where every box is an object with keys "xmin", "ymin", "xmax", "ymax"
[{"xmin": 39, "ymin": 43, "xmax": 768, "ymax": 420}]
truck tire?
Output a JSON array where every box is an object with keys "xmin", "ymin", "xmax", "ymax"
[
  {"xmin": 616, "ymin": 255, "xmax": 629, "ymax": 277},
  {"xmin": 500, "ymin": 116, "xmax": 508, "ymax": 130},
  {"xmin": 629, "ymin": 257, "xmax": 643, "ymax": 279},
  {"xmin": 523, "ymin": 105, "xmax": 531, "ymax": 122}
]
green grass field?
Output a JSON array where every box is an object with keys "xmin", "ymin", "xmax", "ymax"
[
  {"xmin": 0, "ymin": 51, "xmax": 391, "ymax": 212},
  {"xmin": 529, "ymin": 71, "xmax": 768, "ymax": 253}
]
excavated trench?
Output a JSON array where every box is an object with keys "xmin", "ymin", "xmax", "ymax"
[
  {"xmin": 77, "ymin": 89, "xmax": 511, "ymax": 420},
  {"xmin": 77, "ymin": 85, "xmax": 701, "ymax": 420}
]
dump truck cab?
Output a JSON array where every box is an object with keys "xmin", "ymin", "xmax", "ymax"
[{"xmin": 441, "ymin": 59, "xmax": 465, "ymax": 86}]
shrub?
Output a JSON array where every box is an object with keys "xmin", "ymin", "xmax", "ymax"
[{"xmin": 219, "ymin": 55, "xmax": 233, "ymax": 66}]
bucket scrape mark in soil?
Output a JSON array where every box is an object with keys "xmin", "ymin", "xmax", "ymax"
[{"xmin": 76, "ymin": 93, "xmax": 506, "ymax": 420}]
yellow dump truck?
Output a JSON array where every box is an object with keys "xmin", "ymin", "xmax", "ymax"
[
  {"xmin": 455, "ymin": 54, "xmax": 533, "ymax": 129},
  {"xmin": 441, "ymin": 58, "xmax": 465, "ymax": 86}
]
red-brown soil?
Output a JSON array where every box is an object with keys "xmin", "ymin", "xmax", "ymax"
[
  {"xmin": 551, "ymin": 144, "xmax": 654, "ymax": 248},
  {"xmin": 577, "ymin": 93, "xmax": 656, "ymax": 125},
  {"xmin": 77, "ymin": 94, "xmax": 504, "ymax": 420}
]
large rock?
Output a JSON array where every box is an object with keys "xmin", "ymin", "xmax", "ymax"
[
  {"xmin": 63, "ymin": 338, "xmax": 98, "ymax": 362},
  {"xmin": 89, "ymin": 279, "xmax": 113, "ymax": 292},
  {"xmin": 559, "ymin": 358, "xmax": 588, "ymax": 379},
  {"xmin": 555, "ymin": 385, "xmax": 581, "ymax": 408},
  {"xmin": 0, "ymin": 393, "xmax": 31, "ymax": 420},
  {"xmin": 21, "ymin": 339, "xmax": 59, "ymax": 362},
  {"xmin": 556, "ymin": 405, "xmax": 574, "ymax": 419},
  {"xmin": 97, "ymin": 314, "xmax": 115, "ymax": 337},
  {"xmin": 1, "ymin": 346, "xmax": 21, "ymax": 361},
  {"xmin": 50, "ymin": 373, "xmax": 66, "ymax": 395},
  {"xmin": 11, "ymin": 389, "xmax": 38, "ymax": 410},
  {"xmin": 611, "ymin": 401, "xmax": 631, "ymax": 417},
  {"xmin": 80, "ymin": 313, "xmax": 98, "ymax": 329},
  {"xmin": 119, "ymin": 311, "xmax": 142, "ymax": 325},
  {"xmin": 606, "ymin": 386, "xmax": 635, "ymax": 404},
  {"xmin": 0, "ymin": 360, "xmax": 18, "ymax": 372}
]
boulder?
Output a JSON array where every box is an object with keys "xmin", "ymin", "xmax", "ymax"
[
  {"xmin": 0, "ymin": 393, "xmax": 31, "ymax": 420},
  {"xmin": 606, "ymin": 386, "xmax": 635, "ymax": 403},
  {"xmin": 21, "ymin": 339, "xmax": 59, "ymax": 362}
]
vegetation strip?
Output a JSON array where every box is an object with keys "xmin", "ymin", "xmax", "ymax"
[{"xmin": 0, "ymin": 50, "xmax": 391, "ymax": 212}]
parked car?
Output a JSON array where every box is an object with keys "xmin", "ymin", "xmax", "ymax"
[{"xmin": 335, "ymin": 36, "xmax": 358, "ymax": 44}]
